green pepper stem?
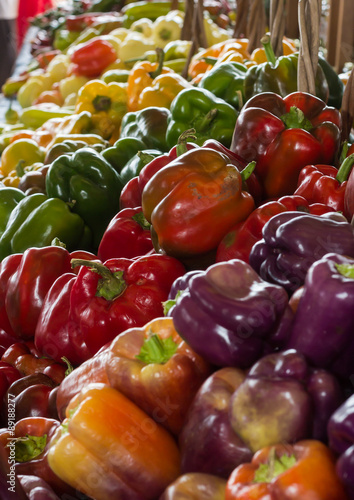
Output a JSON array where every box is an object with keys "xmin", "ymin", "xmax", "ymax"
[
  {"xmin": 254, "ymin": 448, "xmax": 297, "ymax": 483},
  {"xmin": 92, "ymin": 95, "xmax": 112, "ymax": 112},
  {"xmin": 137, "ymin": 151, "xmax": 156, "ymax": 165},
  {"xmin": 261, "ymin": 33, "xmax": 277, "ymax": 66},
  {"xmin": 8, "ymin": 434, "xmax": 47, "ymax": 463},
  {"xmin": 339, "ymin": 141, "xmax": 349, "ymax": 165},
  {"xmin": 199, "ymin": 108, "xmax": 218, "ymax": 132},
  {"xmin": 335, "ymin": 153, "xmax": 354, "ymax": 184},
  {"xmin": 201, "ymin": 56, "xmax": 218, "ymax": 65},
  {"xmin": 70, "ymin": 258, "xmax": 127, "ymax": 301},
  {"xmin": 131, "ymin": 211, "xmax": 151, "ymax": 230},
  {"xmin": 15, "ymin": 159, "xmax": 26, "ymax": 177},
  {"xmin": 335, "ymin": 263, "xmax": 354, "ymax": 279},
  {"xmin": 135, "ymin": 333, "xmax": 178, "ymax": 364},
  {"xmin": 149, "ymin": 47, "xmax": 165, "ymax": 79},
  {"xmin": 61, "ymin": 356, "xmax": 74, "ymax": 376},
  {"xmin": 240, "ymin": 161, "xmax": 256, "ymax": 181},
  {"xmin": 176, "ymin": 128, "xmax": 197, "ymax": 156}
]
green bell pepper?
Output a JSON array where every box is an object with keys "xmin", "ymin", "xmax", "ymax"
[
  {"xmin": 119, "ymin": 107, "xmax": 171, "ymax": 152},
  {"xmin": 54, "ymin": 29, "xmax": 81, "ymax": 51},
  {"xmin": 44, "ymin": 139, "xmax": 106, "ymax": 165},
  {"xmin": 101, "ymin": 69, "xmax": 130, "ymax": 84},
  {"xmin": 0, "ymin": 193, "xmax": 91, "ymax": 261},
  {"xmin": 198, "ymin": 61, "xmax": 248, "ymax": 110},
  {"xmin": 45, "ymin": 148, "xmax": 123, "ymax": 249},
  {"xmin": 119, "ymin": 149, "xmax": 162, "ymax": 185},
  {"xmin": 121, "ymin": 1, "xmax": 183, "ymax": 28},
  {"xmin": 318, "ymin": 54, "xmax": 344, "ymax": 110},
  {"xmin": 166, "ymin": 87, "xmax": 238, "ymax": 149},
  {"xmin": 244, "ymin": 35, "xmax": 329, "ymax": 103},
  {"xmin": 0, "ymin": 187, "xmax": 26, "ymax": 237}
]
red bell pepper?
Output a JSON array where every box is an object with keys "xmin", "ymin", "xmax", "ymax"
[
  {"xmin": 231, "ymin": 91, "xmax": 342, "ymax": 199},
  {"xmin": 70, "ymin": 38, "xmax": 117, "ymax": 77},
  {"xmin": 69, "ymin": 254, "xmax": 186, "ymax": 356},
  {"xmin": 34, "ymin": 273, "xmax": 91, "ymax": 366},
  {"xmin": 294, "ymin": 154, "xmax": 354, "ymax": 215},
  {"xmin": 225, "ymin": 440, "xmax": 349, "ymax": 500},
  {"xmin": 216, "ymin": 195, "xmax": 334, "ymax": 263},
  {"xmin": 97, "ymin": 206, "xmax": 154, "ymax": 262},
  {"xmin": 0, "ymin": 253, "xmax": 22, "ymax": 339},
  {"xmin": 0, "ymin": 361, "xmax": 21, "ymax": 403}
]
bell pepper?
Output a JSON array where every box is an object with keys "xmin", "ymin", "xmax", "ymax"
[
  {"xmin": 47, "ymin": 384, "xmax": 181, "ymax": 500},
  {"xmin": 244, "ymin": 34, "xmax": 329, "ymax": 103},
  {"xmin": 16, "ymin": 163, "xmax": 49, "ymax": 196},
  {"xmin": 328, "ymin": 394, "xmax": 354, "ymax": 499},
  {"xmin": 166, "ymin": 87, "xmax": 238, "ymax": 148},
  {"xmin": 294, "ymin": 154, "xmax": 354, "ymax": 215},
  {"xmin": 231, "ymin": 91, "xmax": 341, "ymax": 198},
  {"xmin": 69, "ymin": 254, "xmax": 185, "ymax": 356},
  {"xmin": 0, "ymin": 416, "xmax": 71, "ymax": 496},
  {"xmin": 0, "ymin": 193, "xmax": 92, "ymax": 262},
  {"xmin": 169, "ymin": 259, "xmax": 290, "ymax": 367},
  {"xmin": 102, "ymin": 136, "xmax": 148, "ymax": 173},
  {"xmin": 137, "ymin": 72, "xmax": 192, "ymax": 111},
  {"xmin": 19, "ymin": 105, "xmax": 74, "ymax": 130},
  {"xmin": 160, "ymin": 473, "xmax": 227, "ymax": 500},
  {"xmin": 286, "ymin": 252, "xmax": 354, "ymax": 380},
  {"xmin": 216, "ymin": 195, "xmax": 335, "ymax": 264},
  {"xmin": 249, "ymin": 211, "xmax": 354, "ymax": 293},
  {"xmin": 45, "ymin": 148, "xmax": 123, "ymax": 249},
  {"xmin": 318, "ymin": 53, "xmax": 345, "ymax": 110},
  {"xmin": 121, "ymin": 1, "xmax": 183, "ymax": 28},
  {"xmin": 97, "ymin": 207, "xmax": 154, "ymax": 262},
  {"xmin": 0, "ymin": 139, "xmax": 45, "ymax": 177},
  {"xmin": 53, "ymin": 29, "xmax": 81, "ymax": 51},
  {"xmin": 70, "ymin": 38, "xmax": 117, "ymax": 78},
  {"xmin": 141, "ymin": 147, "xmax": 255, "ymax": 261},
  {"xmin": 44, "ymin": 138, "xmax": 105, "ymax": 165},
  {"xmin": 0, "ymin": 187, "xmax": 25, "ymax": 236},
  {"xmin": 151, "ymin": 11, "xmax": 184, "ymax": 48},
  {"xmin": 75, "ymin": 79, "xmax": 127, "ymax": 139},
  {"xmin": 198, "ymin": 61, "xmax": 248, "ymax": 110},
  {"xmin": 105, "ymin": 317, "xmax": 211, "ymax": 435},
  {"xmin": 225, "ymin": 440, "xmax": 349, "ymax": 500},
  {"xmin": 0, "ymin": 361, "xmax": 21, "ymax": 402},
  {"xmin": 179, "ymin": 349, "xmax": 343, "ymax": 478},
  {"xmin": 119, "ymin": 106, "xmax": 171, "ymax": 151}
]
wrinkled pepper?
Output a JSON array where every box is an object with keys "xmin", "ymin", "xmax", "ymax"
[
  {"xmin": 180, "ymin": 350, "xmax": 343, "ymax": 478},
  {"xmin": 166, "ymin": 87, "xmax": 238, "ymax": 148},
  {"xmin": 105, "ymin": 317, "xmax": 211, "ymax": 435},
  {"xmin": 169, "ymin": 259, "xmax": 290, "ymax": 367},
  {"xmin": 46, "ymin": 148, "xmax": 123, "ymax": 249},
  {"xmin": 249, "ymin": 212, "xmax": 354, "ymax": 293},
  {"xmin": 231, "ymin": 91, "xmax": 341, "ymax": 198},
  {"xmin": 0, "ymin": 193, "xmax": 92, "ymax": 261},
  {"xmin": 97, "ymin": 206, "xmax": 154, "ymax": 262},
  {"xmin": 216, "ymin": 195, "xmax": 334, "ymax": 264},
  {"xmin": 286, "ymin": 253, "xmax": 354, "ymax": 380},
  {"xmin": 225, "ymin": 440, "xmax": 349, "ymax": 500},
  {"xmin": 47, "ymin": 384, "xmax": 181, "ymax": 500},
  {"xmin": 328, "ymin": 393, "xmax": 354, "ymax": 499},
  {"xmin": 119, "ymin": 106, "xmax": 171, "ymax": 151},
  {"xmin": 69, "ymin": 254, "xmax": 185, "ymax": 356},
  {"xmin": 141, "ymin": 147, "xmax": 255, "ymax": 261}
]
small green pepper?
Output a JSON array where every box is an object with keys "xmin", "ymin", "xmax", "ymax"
[{"xmin": 0, "ymin": 187, "xmax": 25, "ymax": 237}]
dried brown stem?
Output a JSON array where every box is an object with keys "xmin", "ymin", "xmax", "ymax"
[
  {"xmin": 247, "ymin": 0, "xmax": 266, "ymax": 53},
  {"xmin": 297, "ymin": 0, "xmax": 320, "ymax": 95},
  {"xmin": 233, "ymin": 0, "xmax": 249, "ymax": 38},
  {"xmin": 270, "ymin": 0, "xmax": 288, "ymax": 56},
  {"xmin": 181, "ymin": 0, "xmax": 194, "ymax": 40}
]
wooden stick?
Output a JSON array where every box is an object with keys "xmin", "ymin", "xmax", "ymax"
[
  {"xmin": 247, "ymin": 0, "xmax": 266, "ymax": 53},
  {"xmin": 181, "ymin": 0, "xmax": 194, "ymax": 40},
  {"xmin": 197, "ymin": 0, "xmax": 208, "ymax": 48},
  {"xmin": 270, "ymin": 0, "xmax": 288, "ymax": 57},
  {"xmin": 171, "ymin": 0, "xmax": 179, "ymax": 10},
  {"xmin": 233, "ymin": 0, "xmax": 249, "ymax": 38}
]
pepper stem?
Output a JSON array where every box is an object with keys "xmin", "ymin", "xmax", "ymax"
[
  {"xmin": 70, "ymin": 258, "xmax": 127, "ymax": 301},
  {"xmin": 261, "ymin": 33, "xmax": 277, "ymax": 66},
  {"xmin": 92, "ymin": 95, "xmax": 112, "ymax": 112},
  {"xmin": 280, "ymin": 106, "xmax": 313, "ymax": 131},
  {"xmin": 176, "ymin": 128, "xmax": 197, "ymax": 156},
  {"xmin": 335, "ymin": 263, "xmax": 354, "ymax": 279},
  {"xmin": 254, "ymin": 448, "xmax": 297, "ymax": 483},
  {"xmin": 15, "ymin": 159, "xmax": 26, "ymax": 177},
  {"xmin": 131, "ymin": 211, "xmax": 151, "ymax": 230},
  {"xmin": 240, "ymin": 161, "xmax": 256, "ymax": 181},
  {"xmin": 335, "ymin": 153, "xmax": 354, "ymax": 184},
  {"xmin": 199, "ymin": 108, "xmax": 218, "ymax": 132},
  {"xmin": 8, "ymin": 434, "xmax": 47, "ymax": 463},
  {"xmin": 137, "ymin": 151, "xmax": 156, "ymax": 165},
  {"xmin": 149, "ymin": 47, "xmax": 165, "ymax": 79},
  {"xmin": 136, "ymin": 332, "xmax": 178, "ymax": 364}
]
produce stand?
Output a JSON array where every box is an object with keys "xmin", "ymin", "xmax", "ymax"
[{"xmin": 0, "ymin": 0, "xmax": 354, "ymax": 499}]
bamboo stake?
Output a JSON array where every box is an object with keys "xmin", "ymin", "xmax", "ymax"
[
  {"xmin": 270, "ymin": 0, "xmax": 288, "ymax": 56},
  {"xmin": 233, "ymin": 0, "xmax": 249, "ymax": 38},
  {"xmin": 247, "ymin": 0, "xmax": 266, "ymax": 53},
  {"xmin": 297, "ymin": 0, "xmax": 321, "ymax": 95}
]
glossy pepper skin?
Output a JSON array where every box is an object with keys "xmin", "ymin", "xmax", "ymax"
[
  {"xmin": 250, "ymin": 212, "xmax": 354, "ymax": 293},
  {"xmin": 169, "ymin": 259, "xmax": 290, "ymax": 367},
  {"xmin": 97, "ymin": 207, "xmax": 154, "ymax": 262},
  {"xmin": 142, "ymin": 147, "xmax": 255, "ymax": 261},
  {"xmin": 0, "ymin": 187, "xmax": 25, "ymax": 236},
  {"xmin": 166, "ymin": 87, "xmax": 238, "ymax": 148},
  {"xmin": 216, "ymin": 195, "xmax": 334, "ymax": 264},
  {"xmin": 105, "ymin": 317, "xmax": 211, "ymax": 435},
  {"xmin": 69, "ymin": 254, "xmax": 185, "ymax": 356},
  {"xmin": 225, "ymin": 440, "xmax": 349, "ymax": 500},
  {"xmin": 70, "ymin": 38, "xmax": 117, "ymax": 77},
  {"xmin": 180, "ymin": 350, "xmax": 343, "ymax": 479},
  {"xmin": 47, "ymin": 384, "xmax": 181, "ymax": 500},
  {"xmin": 160, "ymin": 473, "xmax": 227, "ymax": 500},
  {"xmin": 286, "ymin": 253, "xmax": 354, "ymax": 380},
  {"xmin": 119, "ymin": 106, "xmax": 171, "ymax": 152},
  {"xmin": 231, "ymin": 91, "xmax": 341, "ymax": 198},
  {"xmin": 0, "ymin": 193, "xmax": 92, "ymax": 261},
  {"xmin": 198, "ymin": 61, "xmax": 247, "ymax": 111},
  {"xmin": 294, "ymin": 154, "xmax": 354, "ymax": 215},
  {"xmin": 328, "ymin": 394, "xmax": 354, "ymax": 499},
  {"xmin": 46, "ymin": 148, "xmax": 123, "ymax": 249}
]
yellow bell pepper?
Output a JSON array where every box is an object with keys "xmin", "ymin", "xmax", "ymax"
[
  {"xmin": 130, "ymin": 17, "xmax": 154, "ymax": 38},
  {"xmin": 17, "ymin": 72, "xmax": 55, "ymax": 109},
  {"xmin": 0, "ymin": 139, "xmax": 45, "ymax": 176},
  {"xmin": 137, "ymin": 72, "xmax": 192, "ymax": 110},
  {"xmin": 75, "ymin": 80, "xmax": 127, "ymax": 139},
  {"xmin": 59, "ymin": 75, "xmax": 90, "ymax": 101},
  {"xmin": 152, "ymin": 12, "xmax": 184, "ymax": 48},
  {"xmin": 118, "ymin": 33, "xmax": 156, "ymax": 63}
]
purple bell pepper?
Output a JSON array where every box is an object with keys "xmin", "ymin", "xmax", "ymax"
[
  {"xmin": 169, "ymin": 259, "xmax": 291, "ymax": 367},
  {"xmin": 249, "ymin": 211, "xmax": 354, "ymax": 293},
  {"xmin": 328, "ymin": 394, "xmax": 354, "ymax": 500},
  {"xmin": 286, "ymin": 253, "xmax": 354, "ymax": 379},
  {"xmin": 179, "ymin": 349, "xmax": 343, "ymax": 478}
]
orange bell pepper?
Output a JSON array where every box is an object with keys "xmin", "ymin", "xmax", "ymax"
[
  {"xmin": 225, "ymin": 440, "xmax": 349, "ymax": 500},
  {"xmin": 106, "ymin": 317, "xmax": 211, "ymax": 435},
  {"xmin": 48, "ymin": 384, "xmax": 181, "ymax": 500},
  {"xmin": 136, "ymin": 72, "xmax": 192, "ymax": 110},
  {"xmin": 127, "ymin": 49, "xmax": 172, "ymax": 111},
  {"xmin": 250, "ymin": 36, "xmax": 297, "ymax": 64}
]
